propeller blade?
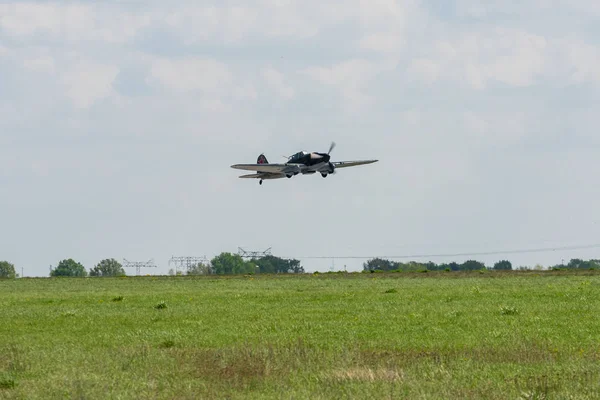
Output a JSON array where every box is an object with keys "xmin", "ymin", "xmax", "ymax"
[{"xmin": 328, "ymin": 141, "xmax": 336, "ymax": 154}]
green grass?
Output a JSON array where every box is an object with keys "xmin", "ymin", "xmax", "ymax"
[{"xmin": 1, "ymin": 270, "xmax": 600, "ymax": 399}]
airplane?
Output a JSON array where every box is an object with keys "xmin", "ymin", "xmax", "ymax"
[{"xmin": 230, "ymin": 142, "xmax": 378, "ymax": 185}]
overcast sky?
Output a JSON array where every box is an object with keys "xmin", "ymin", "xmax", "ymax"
[{"xmin": 1, "ymin": 1, "xmax": 600, "ymax": 276}]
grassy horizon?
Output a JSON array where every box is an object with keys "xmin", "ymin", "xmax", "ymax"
[{"xmin": 1, "ymin": 270, "xmax": 599, "ymax": 399}]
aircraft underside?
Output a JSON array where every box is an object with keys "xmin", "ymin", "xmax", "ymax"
[{"xmin": 239, "ymin": 162, "xmax": 333, "ymax": 185}]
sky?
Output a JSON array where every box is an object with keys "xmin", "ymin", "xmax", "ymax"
[{"xmin": 1, "ymin": 1, "xmax": 600, "ymax": 276}]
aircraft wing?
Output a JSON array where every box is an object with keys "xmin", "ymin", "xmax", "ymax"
[
  {"xmin": 332, "ymin": 160, "xmax": 378, "ymax": 169},
  {"xmin": 230, "ymin": 163, "xmax": 303, "ymax": 174}
]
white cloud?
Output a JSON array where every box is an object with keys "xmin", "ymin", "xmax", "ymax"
[
  {"xmin": 160, "ymin": 0, "xmax": 423, "ymax": 46},
  {"xmin": 558, "ymin": 38, "xmax": 600, "ymax": 85},
  {"xmin": 61, "ymin": 61, "xmax": 119, "ymax": 108},
  {"xmin": 334, "ymin": 0, "xmax": 416, "ymax": 27},
  {"xmin": 358, "ymin": 31, "xmax": 404, "ymax": 54},
  {"xmin": 23, "ymin": 54, "xmax": 55, "ymax": 73},
  {"xmin": 352, "ymin": 0, "xmax": 424, "ymax": 58},
  {"xmin": 0, "ymin": 3, "xmax": 151, "ymax": 43},
  {"xmin": 164, "ymin": 6, "xmax": 253, "ymax": 44},
  {"xmin": 302, "ymin": 59, "xmax": 397, "ymax": 109},
  {"xmin": 455, "ymin": 0, "xmax": 600, "ymax": 18},
  {"xmin": 163, "ymin": 3, "xmax": 319, "ymax": 44},
  {"xmin": 456, "ymin": 28, "xmax": 547, "ymax": 88},
  {"xmin": 461, "ymin": 110, "xmax": 528, "ymax": 146},
  {"xmin": 407, "ymin": 28, "xmax": 600, "ymax": 90},
  {"xmin": 262, "ymin": 66, "xmax": 294, "ymax": 100},
  {"xmin": 233, "ymin": 84, "xmax": 259, "ymax": 102},
  {"xmin": 148, "ymin": 57, "xmax": 232, "ymax": 93},
  {"xmin": 407, "ymin": 58, "xmax": 440, "ymax": 85},
  {"xmin": 145, "ymin": 57, "xmax": 258, "ymax": 112}
]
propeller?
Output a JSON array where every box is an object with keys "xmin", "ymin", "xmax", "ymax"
[
  {"xmin": 327, "ymin": 142, "xmax": 336, "ymax": 174},
  {"xmin": 327, "ymin": 141, "xmax": 336, "ymax": 155}
]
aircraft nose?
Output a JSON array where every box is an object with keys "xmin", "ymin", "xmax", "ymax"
[{"xmin": 311, "ymin": 152, "xmax": 330, "ymax": 162}]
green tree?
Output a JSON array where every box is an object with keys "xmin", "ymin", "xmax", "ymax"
[
  {"xmin": 89, "ymin": 258, "xmax": 125, "ymax": 277},
  {"xmin": 210, "ymin": 253, "xmax": 254, "ymax": 275},
  {"xmin": 0, "ymin": 261, "xmax": 16, "ymax": 279},
  {"xmin": 461, "ymin": 260, "xmax": 486, "ymax": 271},
  {"xmin": 287, "ymin": 258, "xmax": 304, "ymax": 274},
  {"xmin": 187, "ymin": 262, "xmax": 213, "ymax": 275},
  {"xmin": 403, "ymin": 261, "xmax": 427, "ymax": 272},
  {"xmin": 254, "ymin": 255, "xmax": 304, "ymax": 274},
  {"xmin": 363, "ymin": 258, "xmax": 396, "ymax": 272},
  {"xmin": 50, "ymin": 259, "xmax": 87, "ymax": 277},
  {"xmin": 567, "ymin": 258, "xmax": 600, "ymax": 269},
  {"xmin": 493, "ymin": 260, "xmax": 512, "ymax": 270},
  {"xmin": 439, "ymin": 262, "xmax": 460, "ymax": 271},
  {"xmin": 424, "ymin": 261, "xmax": 441, "ymax": 271}
]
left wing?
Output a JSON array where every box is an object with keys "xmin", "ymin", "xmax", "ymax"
[
  {"xmin": 231, "ymin": 163, "xmax": 289, "ymax": 173},
  {"xmin": 332, "ymin": 160, "xmax": 378, "ymax": 169},
  {"xmin": 230, "ymin": 163, "xmax": 304, "ymax": 174}
]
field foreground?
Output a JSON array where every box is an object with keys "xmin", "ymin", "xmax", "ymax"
[{"xmin": 1, "ymin": 271, "xmax": 599, "ymax": 399}]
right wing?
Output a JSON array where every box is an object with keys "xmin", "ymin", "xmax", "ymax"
[{"xmin": 332, "ymin": 160, "xmax": 378, "ymax": 169}]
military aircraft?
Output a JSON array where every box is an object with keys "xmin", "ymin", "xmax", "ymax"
[{"xmin": 230, "ymin": 142, "xmax": 378, "ymax": 185}]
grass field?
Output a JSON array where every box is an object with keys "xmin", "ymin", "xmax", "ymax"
[{"xmin": 1, "ymin": 270, "xmax": 599, "ymax": 399}]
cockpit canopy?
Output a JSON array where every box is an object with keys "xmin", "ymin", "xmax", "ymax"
[{"xmin": 289, "ymin": 151, "xmax": 308, "ymax": 163}]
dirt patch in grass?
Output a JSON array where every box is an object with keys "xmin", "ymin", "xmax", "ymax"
[
  {"xmin": 354, "ymin": 344, "xmax": 567, "ymax": 367},
  {"xmin": 168, "ymin": 342, "xmax": 314, "ymax": 389}
]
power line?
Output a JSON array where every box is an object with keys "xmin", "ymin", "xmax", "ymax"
[{"xmin": 287, "ymin": 243, "xmax": 600, "ymax": 260}]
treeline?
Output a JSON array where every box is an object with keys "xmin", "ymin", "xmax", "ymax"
[
  {"xmin": 362, "ymin": 258, "xmax": 600, "ymax": 272},
  {"xmin": 0, "ymin": 253, "xmax": 304, "ymax": 278},
  {"xmin": 172, "ymin": 253, "xmax": 304, "ymax": 275},
  {"xmin": 2, "ymin": 255, "xmax": 598, "ymax": 279}
]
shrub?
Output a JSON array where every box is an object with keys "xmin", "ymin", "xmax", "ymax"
[
  {"xmin": 159, "ymin": 339, "xmax": 175, "ymax": 348},
  {"xmin": 0, "ymin": 376, "xmax": 16, "ymax": 389},
  {"xmin": 500, "ymin": 306, "xmax": 519, "ymax": 316},
  {"xmin": 154, "ymin": 301, "xmax": 167, "ymax": 310}
]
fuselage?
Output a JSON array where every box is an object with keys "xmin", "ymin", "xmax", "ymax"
[{"xmin": 288, "ymin": 151, "xmax": 331, "ymax": 166}]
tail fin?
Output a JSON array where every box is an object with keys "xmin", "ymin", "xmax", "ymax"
[{"xmin": 257, "ymin": 154, "xmax": 268, "ymax": 164}]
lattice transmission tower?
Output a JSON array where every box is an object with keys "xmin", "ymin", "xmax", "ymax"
[
  {"xmin": 168, "ymin": 256, "xmax": 209, "ymax": 274},
  {"xmin": 238, "ymin": 247, "xmax": 272, "ymax": 260},
  {"xmin": 123, "ymin": 259, "xmax": 157, "ymax": 276}
]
